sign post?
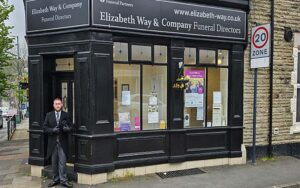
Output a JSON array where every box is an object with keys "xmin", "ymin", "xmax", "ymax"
[{"xmin": 250, "ymin": 24, "xmax": 271, "ymax": 164}]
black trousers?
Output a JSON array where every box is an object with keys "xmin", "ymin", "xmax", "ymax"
[{"xmin": 51, "ymin": 142, "xmax": 68, "ymax": 183}]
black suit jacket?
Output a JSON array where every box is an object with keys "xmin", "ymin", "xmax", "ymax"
[{"xmin": 43, "ymin": 111, "xmax": 73, "ymax": 159}]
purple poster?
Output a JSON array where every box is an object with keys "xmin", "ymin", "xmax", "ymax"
[{"xmin": 184, "ymin": 70, "xmax": 205, "ymax": 94}]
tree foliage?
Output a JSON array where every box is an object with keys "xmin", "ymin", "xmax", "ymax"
[{"xmin": 0, "ymin": 0, "xmax": 14, "ymax": 98}]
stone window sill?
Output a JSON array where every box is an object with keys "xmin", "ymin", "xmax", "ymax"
[{"xmin": 290, "ymin": 125, "xmax": 300, "ymax": 134}]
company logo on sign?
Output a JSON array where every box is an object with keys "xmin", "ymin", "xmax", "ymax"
[{"xmin": 99, "ymin": 0, "xmax": 134, "ymax": 7}]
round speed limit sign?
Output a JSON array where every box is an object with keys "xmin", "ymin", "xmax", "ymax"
[
  {"xmin": 251, "ymin": 24, "xmax": 270, "ymax": 59},
  {"xmin": 252, "ymin": 27, "xmax": 269, "ymax": 48}
]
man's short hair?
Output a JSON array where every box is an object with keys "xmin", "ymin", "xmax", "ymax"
[{"xmin": 53, "ymin": 98, "xmax": 62, "ymax": 103}]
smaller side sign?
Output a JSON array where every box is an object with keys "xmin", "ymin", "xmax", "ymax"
[
  {"xmin": 26, "ymin": 0, "xmax": 90, "ymax": 33},
  {"xmin": 251, "ymin": 24, "xmax": 271, "ymax": 69}
]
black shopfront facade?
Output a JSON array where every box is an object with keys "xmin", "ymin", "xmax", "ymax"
[{"xmin": 26, "ymin": 0, "xmax": 249, "ymax": 182}]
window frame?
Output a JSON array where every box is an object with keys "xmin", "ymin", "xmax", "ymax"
[{"xmin": 296, "ymin": 52, "xmax": 300, "ymax": 123}]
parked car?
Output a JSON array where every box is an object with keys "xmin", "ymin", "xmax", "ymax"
[{"xmin": 3, "ymin": 109, "xmax": 17, "ymax": 121}]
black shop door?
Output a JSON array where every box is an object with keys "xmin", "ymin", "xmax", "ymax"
[{"xmin": 53, "ymin": 72, "xmax": 75, "ymax": 163}]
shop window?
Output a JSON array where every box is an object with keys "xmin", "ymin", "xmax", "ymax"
[
  {"xmin": 113, "ymin": 43, "xmax": 167, "ymax": 132},
  {"xmin": 55, "ymin": 58, "xmax": 74, "ymax": 71},
  {"xmin": 142, "ymin": 65, "xmax": 167, "ymax": 130},
  {"xmin": 184, "ymin": 48, "xmax": 228, "ymax": 128},
  {"xmin": 154, "ymin": 45, "xmax": 168, "ymax": 64},
  {"xmin": 113, "ymin": 42, "xmax": 128, "ymax": 62},
  {"xmin": 218, "ymin": 50, "xmax": 229, "ymax": 66},
  {"xmin": 207, "ymin": 68, "xmax": 228, "ymax": 127},
  {"xmin": 113, "ymin": 64, "xmax": 140, "ymax": 132},
  {"xmin": 184, "ymin": 48, "xmax": 196, "ymax": 65},
  {"xmin": 199, "ymin": 49, "xmax": 216, "ymax": 64},
  {"xmin": 132, "ymin": 45, "xmax": 152, "ymax": 61}
]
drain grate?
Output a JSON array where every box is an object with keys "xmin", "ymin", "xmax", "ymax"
[{"xmin": 156, "ymin": 168, "xmax": 205, "ymax": 179}]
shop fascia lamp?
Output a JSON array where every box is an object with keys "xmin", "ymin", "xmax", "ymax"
[
  {"xmin": 173, "ymin": 61, "xmax": 189, "ymax": 90},
  {"xmin": 178, "ymin": 61, "xmax": 183, "ymax": 69}
]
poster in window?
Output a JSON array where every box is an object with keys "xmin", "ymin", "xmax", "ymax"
[
  {"xmin": 149, "ymin": 95, "xmax": 158, "ymax": 106},
  {"xmin": 197, "ymin": 107, "xmax": 204, "ymax": 120},
  {"xmin": 148, "ymin": 105, "xmax": 159, "ymax": 124},
  {"xmin": 122, "ymin": 91, "xmax": 131, "ymax": 105},
  {"xmin": 184, "ymin": 70, "xmax": 205, "ymax": 107},
  {"xmin": 213, "ymin": 108, "xmax": 222, "ymax": 127},
  {"xmin": 118, "ymin": 112, "xmax": 131, "ymax": 131},
  {"xmin": 134, "ymin": 116, "xmax": 140, "ymax": 131},
  {"xmin": 213, "ymin": 91, "xmax": 222, "ymax": 104}
]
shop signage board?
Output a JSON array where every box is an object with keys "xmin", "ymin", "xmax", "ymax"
[
  {"xmin": 250, "ymin": 24, "xmax": 271, "ymax": 68},
  {"xmin": 26, "ymin": 0, "xmax": 89, "ymax": 33},
  {"xmin": 92, "ymin": 0, "xmax": 246, "ymax": 40}
]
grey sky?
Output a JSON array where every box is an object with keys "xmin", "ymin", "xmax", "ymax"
[{"xmin": 6, "ymin": 0, "xmax": 26, "ymax": 47}]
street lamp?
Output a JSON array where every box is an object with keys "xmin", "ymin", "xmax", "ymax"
[{"xmin": 10, "ymin": 35, "xmax": 21, "ymax": 119}]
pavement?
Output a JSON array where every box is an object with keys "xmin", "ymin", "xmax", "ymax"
[{"xmin": 0, "ymin": 119, "xmax": 300, "ymax": 188}]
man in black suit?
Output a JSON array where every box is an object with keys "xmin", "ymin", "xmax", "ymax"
[{"xmin": 43, "ymin": 98, "xmax": 73, "ymax": 187}]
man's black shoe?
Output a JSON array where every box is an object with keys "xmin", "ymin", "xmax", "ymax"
[
  {"xmin": 61, "ymin": 181, "xmax": 73, "ymax": 188},
  {"xmin": 48, "ymin": 181, "xmax": 59, "ymax": 187}
]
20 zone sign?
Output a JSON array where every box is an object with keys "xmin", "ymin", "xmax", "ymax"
[{"xmin": 251, "ymin": 24, "xmax": 270, "ymax": 59}]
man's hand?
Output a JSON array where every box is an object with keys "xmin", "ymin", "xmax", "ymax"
[
  {"xmin": 61, "ymin": 120, "xmax": 72, "ymax": 132},
  {"xmin": 62, "ymin": 126, "xmax": 71, "ymax": 132},
  {"xmin": 52, "ymin": 127, "xmax": 60, "ymax": 133}
]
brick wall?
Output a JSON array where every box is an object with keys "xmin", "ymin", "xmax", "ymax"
[{"xmin": 243, "ymin": 0, "xmax": 300, "ymax": 146}]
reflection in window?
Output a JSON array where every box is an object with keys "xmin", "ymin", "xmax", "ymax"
[
  {"xmin": 199, "ymin": 49, "xmax": 216, "ymax": 64},
  {"xmin": 113, "ymin": 64, "xmax": 140, "ymax": 132},
  {"xmin": 61, "ymin": 82, "xmax": 68, "ymax": 112},
  {"xmin": 218, "ymin": 50, "xmax": 229, "ymax": 66},
  {"xmin": 143, "ymin": 65, "xmax": 167, "ymax": 130},
  {"xmin": 154, "ymin": 45, "xmax": 167, "ymax": 64},
  {"xmin": 132, "ymin": 45, "xmax": 152, "ymax": 61},
  {"xmin": 56, "ymin": 58, "xmax": 74, "ymax": 71},
  {"xmin": 113, "ymin": 42, "xmax": 128, "ymax": 62},
  {"xmin": 207, "ymin": 68, "xmax": 228, "ymax": 127},
  {"xmin": 184, "ymin": 48, "xmax": 196, "ymax": 65},
  {"xmin": 183, "ymin": 67, "xmax": 206, "ymax": 128}
]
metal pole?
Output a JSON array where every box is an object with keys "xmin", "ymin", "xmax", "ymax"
[
  {"xmin": 252, "ymin": 68, "xmax": 258, "ymax": 164},
  {"xmin": 268, "ymin": 0, "xmax": 275, "ymax": 158},
  {"xmin": 16, "ymin": 36, "xmax": 21, "ymax": 119}
]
